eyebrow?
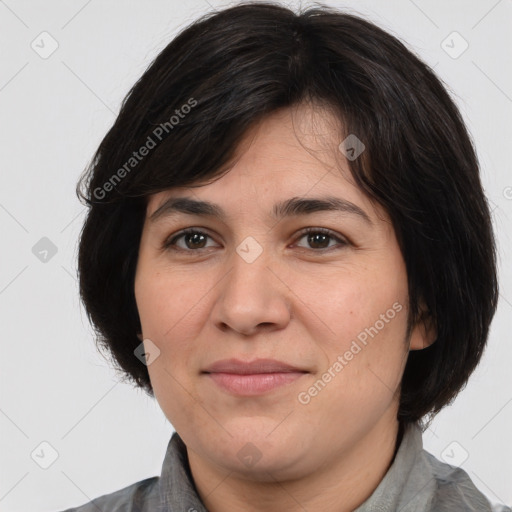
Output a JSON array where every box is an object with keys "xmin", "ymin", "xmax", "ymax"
[{"xmin": 149, "ymin": 196, "xmax": 373, "ymax": 226}]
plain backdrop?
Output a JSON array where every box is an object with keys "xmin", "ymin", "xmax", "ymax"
[{"xmin": 0, "ymin": 0, "xmax": 511, "ymax": 510}]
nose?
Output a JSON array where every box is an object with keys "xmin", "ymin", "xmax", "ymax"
[{"xmin": 210, "ymin": 244, "xmax": 293, "ymax": 337}]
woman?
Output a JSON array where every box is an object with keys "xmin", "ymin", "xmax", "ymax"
[{"xmin": 61, "ymin": 2, "xmax": 510, "ymax": 511}]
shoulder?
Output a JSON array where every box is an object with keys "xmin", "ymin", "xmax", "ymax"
[
  {"xmin": 57, "ymin": 475, "xmax": 160, "ymax": 512},
  {"xmin": 422, "ymin": 450, "xmax": 511, "ymax": 512}
]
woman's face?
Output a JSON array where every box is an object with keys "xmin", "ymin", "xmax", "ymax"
[{"xmin": 134, "ymin": 105, "xmax": 431, "ymax": 481}]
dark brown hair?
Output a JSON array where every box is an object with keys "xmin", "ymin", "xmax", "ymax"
[{"xmin": 76, "ymin": 1, "xmax": 498, "ymax": 426}]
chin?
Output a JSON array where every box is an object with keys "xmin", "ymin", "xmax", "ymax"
[
  {"xmin": 220, "ymin": 448, "xmax": 310, "ymax": 483},
  {"xmin": 216, "ymin": 429, "xmax": 309, "ymax": 479}
]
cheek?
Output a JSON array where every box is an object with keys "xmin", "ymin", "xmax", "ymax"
[
  {"xmin": 136, "ymin": 268, "xmax": 208, "ymax": 427},
  {"xmin": 136, "ymin": 265, "xmax": 211, "ymax": 342},
  {"xmin": 299, "ymin": 261, "xmax": 408, "ymax": 352},
  {"xmin": 146, "ymin": 358, "xmax": 205, "ymax": 438},
  {"xmin": 296, "ymin": 257, "xmax": 409, "ymax": 412},
  {"xmin": 135, "ymin": 265, "xmax": 218, "ymax": 406},
  {"xmin": 297, "ymin": 300, "xmax": 408, "ymax": 440}
]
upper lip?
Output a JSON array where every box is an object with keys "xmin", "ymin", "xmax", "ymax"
[{"xmin": 202, "ymin": 358, "xmax": 308, "ymax": 375}]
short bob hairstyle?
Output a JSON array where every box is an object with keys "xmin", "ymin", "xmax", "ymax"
[{"xmin": 76, "ymin": 1, "xmax": 498, "ymax": 427}]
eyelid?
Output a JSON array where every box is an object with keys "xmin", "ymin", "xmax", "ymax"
[
  {"xmin": 162, "ymin": 227, "xmax": 219, "ymax": 251},
  {"xmin": 293, "ymin": 227, "xmax": 348, "ymax": 248},
  {"xmin": 161, "ymin": 226, "xmax": 350, "ymax": 252}
]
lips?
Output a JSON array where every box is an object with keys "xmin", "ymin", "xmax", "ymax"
[
  {"xmin": 202, "ymin": 358, "xmax": 307, "ymax": 375},
  {"xmin": 202, "ymin": 358, "xmax": 308, "ymax": 396}
]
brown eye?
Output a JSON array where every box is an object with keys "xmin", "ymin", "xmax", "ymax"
[
  {"xmin": 163, "ymin": 229, "xmax": 217, "ymax": 251},
  {"xmin": 162, "ymin": 227, "xmax": 348, "ymax": 254},
  {"xmin": 294, "ymin": 228, "xmax": 348, "ymax": 251}
]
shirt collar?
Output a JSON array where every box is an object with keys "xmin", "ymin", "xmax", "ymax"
[
  {"xmin": 158, "ymin": 432, "xmax": 209, "ymax": 512},
  {"xmin": 354, "ymin": 422, "xmax": 436, "ymax": 511},
  {"xmin": 158, "ymin": 422, "xmax": 435, "ymax": 512}
]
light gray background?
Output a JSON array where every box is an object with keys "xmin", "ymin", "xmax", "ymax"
[{"xmin": 0, "ymin": 0, "xmax": 511, "ymax": 510}]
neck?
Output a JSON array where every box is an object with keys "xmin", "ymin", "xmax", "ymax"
[{"xmin": 187, "ymin": 414, "xmax": 403, "ymax": 512}]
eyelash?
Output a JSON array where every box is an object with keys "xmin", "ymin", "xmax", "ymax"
[{"xmin": 162, "ymin": 227, "xmax": 349, "ymax": 253}]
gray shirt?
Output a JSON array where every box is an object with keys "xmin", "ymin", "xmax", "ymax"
[{"xmin": 59, "ymin": 422, "xmax": 510, "ymax": 511}]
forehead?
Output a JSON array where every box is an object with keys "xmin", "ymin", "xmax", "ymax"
[{"xmin": 146, "ymin": 104, "xmax": 385, "ymax": 223}]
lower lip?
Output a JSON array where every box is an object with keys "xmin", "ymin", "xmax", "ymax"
[{"xmin": 205, "ymin": 372, "xmax": 306, "ymax": 395}]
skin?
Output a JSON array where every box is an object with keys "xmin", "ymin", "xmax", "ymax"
[{"xmin": 134, "ymin": 103, "xmax": 436, "ymax": 512}]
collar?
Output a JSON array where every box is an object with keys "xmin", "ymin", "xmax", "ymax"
[
  {"xmin": 158, "ymin": 432, "xmax": 209, "ymax": 512},
  {"xmin": 157, "ymin": 422, "xmax": 435, "ymax": 512},
  {"xmin": 354, "ymin": 422, "xmax": 436, "ymax": 511}
]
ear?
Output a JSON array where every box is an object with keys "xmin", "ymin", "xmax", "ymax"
[
  {"xmin": 136, "ymin": 332, "xmax": 144, "ymax": 342},
  {"xmin": 409, "ymin": 304, "xmax": 437, "ymax": 351}
]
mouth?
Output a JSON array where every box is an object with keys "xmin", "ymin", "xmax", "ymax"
[{"xmin": 202, "ymin": 358, "xmax": 309, "ymax": 396}]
